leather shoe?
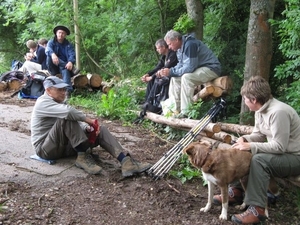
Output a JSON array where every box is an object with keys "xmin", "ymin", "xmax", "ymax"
[
  {"xmin": 231, "ymin": 205, "xmax": 267, "ymax": 224},
  {"xmin": 213, "ymin": 186, "xmax": 244, "ymax": 205}
]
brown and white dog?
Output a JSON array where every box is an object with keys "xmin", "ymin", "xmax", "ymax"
[{"xmin": 183, "ymin": 141, "xmax": 252, "ymax": 220}]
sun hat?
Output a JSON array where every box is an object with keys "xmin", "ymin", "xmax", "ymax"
[{"xmin": 53, "ymin": 25, "xmax": 70, "ymax": 35}]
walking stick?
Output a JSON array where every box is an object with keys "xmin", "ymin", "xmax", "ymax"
[{"xmin": 148, "ymin": 98, "xmax": 226, "ymax": 180}]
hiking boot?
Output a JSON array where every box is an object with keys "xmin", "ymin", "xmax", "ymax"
[
  {"xmin": 231, "ymin": 205, "xmax": 267, "ymax": 224},
  {"xmin": 121, "ymin": 155, "xmax": 152, "ymax": 177},
  {"xmin": 75, "ymin": 152, "xmax": 102, "ymax": 175},
  {"xmin": 72, "ymin": 66, "xmax": 80, "ymax": 76},
  {"xmin": 213, "ymin": 187, "xmax": 244, "ymax": 205}
]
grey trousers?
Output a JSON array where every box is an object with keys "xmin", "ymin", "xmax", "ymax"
[
  {"xmin": 169, "ymin": 67, "xmax": 218, "ymax": 113},
  {"xmin": 36, "ymin": 119, "xmax": 123, "ymax": 160},
  {"xmin": 245, "ymin": 153, "xmax": 300, "ymax": 208}
]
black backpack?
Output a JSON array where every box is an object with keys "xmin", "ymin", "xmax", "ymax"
[
  {"xmin": 142, "ymin": 77, "xmax": 170, "ymax": 114},
  {"xmin": 134, "ymin": 77, "xmax": 170, "ymax": 124},
  {"xmin": 19, "ymin": 71, "xmax": 47, "ymax": 99}
]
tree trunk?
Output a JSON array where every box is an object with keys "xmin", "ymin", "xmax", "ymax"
[
  {"xmin": 185, "ymin": 0, "xmax": 204, "ymax": 40},
  {"xmin": 73, "ymin": 0, "xmax": 80, "ymax": 69},
  {"xmin": 240, "ymin": 0, "xmax": 275, "ymax": 125},
  {"xmin": 157, "ymin": 0, "xmax": 167, "ymax": 35}
]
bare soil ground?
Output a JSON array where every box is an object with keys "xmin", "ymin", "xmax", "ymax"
[{"xmin": 0, "ymin": 91, "xmax": 300, "ymax": 225}]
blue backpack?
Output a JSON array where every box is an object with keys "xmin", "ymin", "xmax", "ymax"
[
  {"xmin": 19, "ymin": 71, "xmax": 47, "ymax": 99},
  {"xmin": 11, "ymin": 60, "xmax": 23, "ymax": 71}
]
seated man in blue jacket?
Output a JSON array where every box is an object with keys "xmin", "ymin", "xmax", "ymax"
[
  {"xmin": 46, "ymin": 25, "xmax": 80, "ymax": 92},
  {"xmin": 160, "ymin": 30, "xmax": 221, "ymax": 117}
]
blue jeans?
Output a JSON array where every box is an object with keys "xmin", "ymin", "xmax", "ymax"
[{"xmin": 46, "ymin": 56, "xmax": 73, "ymax": 91}]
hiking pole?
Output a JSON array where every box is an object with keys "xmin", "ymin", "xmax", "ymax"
[
  {"xmin": 148, "ymin": 100, "xmax": 223, "ymax": 173},
  {"xmin": 148, "ymin": 114, "xmax": 210, "ymax": 173},
  {"xmin": 148, "ymin": 98, "xmax": 226, "ymax": 180}
]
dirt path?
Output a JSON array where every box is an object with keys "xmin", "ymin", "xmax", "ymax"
[{"xmin": 0, "ymin": 92, "xmax": 299, "ymax": 225}]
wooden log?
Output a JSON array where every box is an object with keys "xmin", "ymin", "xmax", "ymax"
[
  {"xmin": 195, "ymin": 136, "xmax": 232, "ymax": 150},
  {"xmin": 212, "ymin": 86, "xmax": 224, "ymax": 97},
  {"xmin": 193, "ymin": 76, "xmax": 233, "ymax": 102},
  {"xmin": 0, "ymin": 81, "xmax": 8, "ymax": 92},
  {"xmin": 87, "ymin": 73, "xmax": 102, "ymax": 88},
  {"xmin": 218, "ymin": 122, "xmax": 253, "ymax": 135},
  {"xmin": 202, "ymin": 131, "xmax": 214, "ymax": 138},
  {"xmin": 212, "ymin": 131, "xmax": 232, "ymax": 144},
  {"xmin": 72, "ymin": 74, "xmax": 88, "ymax": 88},
  {"xmin": 7, "ymin": 80, "xmax": 22, "ymax": 91},
  {"xmin": 100, "ymin": 85, "xmax": 112, "ymax": 94},
  {"xmin": 206, "ymin": 76, "xmax": 233, "ymax": 93},
  {"xmin": 193, "ymin": 85, "xmax": 214, "ymax": 102},
  {"xmin": 199, "ymin": 130, "xmax": 231, "ymax": 144},
  {"xmin": 142, "ymin": 111, "xmax": 221, "ymax": 133}
]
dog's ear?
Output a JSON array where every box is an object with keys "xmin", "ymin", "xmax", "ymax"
[
  {"xmin": 184, "ymin": 143, "xmax": 209, "ymax": 169},
  {"xmin": 183, "ymin": 142, "xmax": 197, "ymax": 156}
]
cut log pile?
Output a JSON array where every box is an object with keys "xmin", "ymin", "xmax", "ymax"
[
  {"xmin": 142, "ymin": 111, "xmax": 300, "ymax": 187},
  {"xmin": 193, "ymin": 76, "xmax": 233, "ymax": 102},
  {"xmin": 0, "ymin": 80, "xmax": 23, "ymax": 92},
  {"xmin": 72, "ymin": 73, "xmax": 114, "ymax": 94}
]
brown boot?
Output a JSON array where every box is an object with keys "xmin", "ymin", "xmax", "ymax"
[
  {"xmin": 121, "ymin": 155, "xmax": 152, "ymax": 177},
  {"xmin": 231, "ymin": 205, "xmax": 267, "ymax": 224},
  {"xmin": 75, "ymin": 152, "xmax": 102, "ymax": 175},
  {"xmin": 213, "ymin": 187, "xmax": 244, "ymax": 205}
]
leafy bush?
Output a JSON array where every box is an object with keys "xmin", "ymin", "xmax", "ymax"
[{"xmin": 169, "ymin": 154, "xmax": 206, "ymax": 185}]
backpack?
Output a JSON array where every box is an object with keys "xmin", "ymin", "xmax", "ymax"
[
  {"xmin": 0, "ymin": 70, "xmax": 24, "ymax": 82},
  {"xmin": 11, "ymin": 60, "xmax": 23, "ymax": 71},
  {"xmin": 134, "ymin": 77, "xmax": 170, "ymax": 124},
  {"xmin": 142, "ymin": 77, "xmax": 170, "ymax": 114},
  {"xmin": 19, "ymin": 71, "xmax": 47, "ymax": 99}
]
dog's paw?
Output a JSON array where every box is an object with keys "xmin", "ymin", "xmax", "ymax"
[
  {"xmin": 235, "ymin": 202, "xmax": 247, "ymax": 210},
  {"xmin": 219, "ymin": 213, "xmax": 227, "ymax": 220},
  {"xmin": 200, "ymin": 203, "xmax": 212, "ymax": 212}
]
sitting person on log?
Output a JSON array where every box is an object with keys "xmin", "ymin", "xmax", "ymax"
[
  {"xmin": 141, "ymin": 39, "xmax": 178, "ymax": 103},
  {"xmin": 160, "ymin": 30, "xmax": 221, "ymax": 118},
  {"xmin": 46, "ymin": 25, "xmax": 80, "ymax": 94},
  {"xmin": 221, "ymin": 76, "xmax": 300, "ymax": 224},
  {"xmin": 31, "ymin": 76, "xmax": 152, "ymax": 176}
]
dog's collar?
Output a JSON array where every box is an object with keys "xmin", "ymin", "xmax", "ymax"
[{"xmin": 200, "ymin": 152, "xmax": 210, "ymax": 168}]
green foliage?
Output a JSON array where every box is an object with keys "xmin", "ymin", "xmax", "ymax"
[
  {"xmin": 98, "ymin": 88, "xmax": 135, "ymax": 120},
  {"xmin": 164, "ymin": 126, "xmax": 186, "ymax": 141},
  {"xmin": 296, "ymin": 187, "xmax": 300, "ymax": 210},
  {"xmin": 173, "ymin": 13, "xmax": 196, "ymax": 34},
  {"xmin": 186, "ymin": 100, "xmax": 203, "ymax": 119},
  {"xmin": 271, "ymin": 0, "xmax": 300, "ymax": 80},
  {"xmin": 169, "ymin": 154, "xmax": 205, "ymax": 185},
  {"xmin": 69, "ymin": 79, "xmax": 141, "ymax": 121},
  {"xmin": 285, "ymin": 80, "xmax": 300, "ymax": 114}
]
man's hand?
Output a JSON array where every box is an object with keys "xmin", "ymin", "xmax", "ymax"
[
  {"xmin": 232, "ymin": 137, "xmax": 251, "ymax": 151},
  {"xmin": 51, "ymin": 53, "xmax": 59, "ymax": 65},
  {"xmin": 65, "ymin": 62, "xmax": 73, "ymax": 71},
  {"xmin": 141, "ymin": 74, "xmax": 152, "ymax": 83},
  {"xmin": 160, "ymin": 68, "xmax": 170, "ymax": 77}
]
